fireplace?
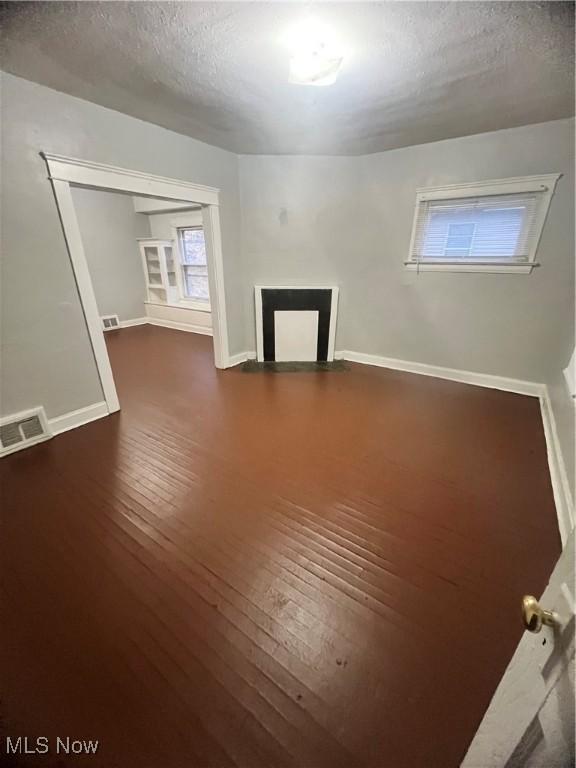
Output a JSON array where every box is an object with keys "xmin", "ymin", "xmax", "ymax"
[{"xmin": 254, "ymin": 286, "xmax": 339, "ymax": 362}]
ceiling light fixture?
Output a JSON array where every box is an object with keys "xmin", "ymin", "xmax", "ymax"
[{"xmin": 285, "ymin": 18, "xmax": 344, "ymax": 86}]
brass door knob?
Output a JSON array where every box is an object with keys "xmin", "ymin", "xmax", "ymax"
[{"xmin": 522, "ymin": 595, "xmax": 557, "ymax": 633}]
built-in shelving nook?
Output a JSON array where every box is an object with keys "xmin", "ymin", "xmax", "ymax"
[{"xmin": 138, "ymin": 239, "xmax": 179, "ymax": 305}]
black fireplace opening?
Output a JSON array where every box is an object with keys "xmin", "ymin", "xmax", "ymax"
[{"xmin": 260, "ymin": 288, "xmax": 333, "ymax": 362}]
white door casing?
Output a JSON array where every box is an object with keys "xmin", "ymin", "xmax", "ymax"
[{"xmin": 43, "ymin": 153, "xmax": 231, "ymax": 416}]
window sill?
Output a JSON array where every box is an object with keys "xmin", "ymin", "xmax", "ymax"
[
  {"xmin": 145, "ymin": 300, "xmax": 211, "ymax": 312},
  {"xmin": 403, "ymin": 262, "xmax": 537, "ymax": 275},
  {"xmin": 178, "ymin": 299, "xmax": 211, "ymax": 312}
]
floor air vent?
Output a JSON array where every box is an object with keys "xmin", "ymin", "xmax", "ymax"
[
  {"xmin": 0, "ymin": 407, "xmax": 52, "ymax": 457},
  {"xmin": 101, "ymin": 314, "xmax": 120, "ymax": 331}
]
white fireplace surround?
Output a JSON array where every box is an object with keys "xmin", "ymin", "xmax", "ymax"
[{"xmin": 254, "ymin": 286, "xmax": 339, "ymax": 363}]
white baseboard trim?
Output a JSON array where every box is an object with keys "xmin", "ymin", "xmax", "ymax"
[
  {"xmin": 118, "ymin": 316, "xmax": 213, "ymax": 336},
  {"xmin": 226, "ymin": 351, "xmax": 257, "ymax": 367},
  {"xmin": 119, "ymin": 317, "xmax": 148, "ymax": 328},
  {"xmin": 337, "ymin": 348, "xmax": 572, "ymax": 544},
  {"xmin": 12, "ymin": 346, "xmax": 573, "ymax": 545},
  {"xmin": 49, "ymin": 401, "xmax": 109, "ymax": 436},
  {"xmin": 230, "ymin": 347, "xmax": 542, "ymax": 396},
  {"xmin": 227, "ymin": 352, "xmax": 248, "ymax": 367},
  {"xmin": 540, "ymin": 388, "xmax": 575, "ymax": 546},
  {"xmin": 146, "ymin": 318, "xmax": 213, "ymax": 336},
  {"xmin": 337, "ymin": 350, "xmax": 544, "ymax": 397}
]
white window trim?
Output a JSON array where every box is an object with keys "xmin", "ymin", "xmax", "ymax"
[
  {"xmin": 405, "ymin": 173, "xmax": 561, "ymax": 274},
  {"xmin": 170, "ymin": 213, "xmax": 211, "ymax": 311}
]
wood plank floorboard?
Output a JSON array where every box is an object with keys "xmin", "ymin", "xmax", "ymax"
[{"xmin": 0, "ymin": 326, "xmax": 561, "ymax": 767}]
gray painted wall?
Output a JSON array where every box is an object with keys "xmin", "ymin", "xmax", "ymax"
[
  {"xmin": 357, "ymin": 119, "xmax": 574, "ymax": 383},
  {"xmin": 238, "ymin": 155, "xmax": 364, "ymax": 350},
  {"xmin": 1, "ymin": 72, "xmax": 244, "ymax": 420},
  {"xmin": 1, "ymin": 72, "xmax": 573, "ymax": 499},
  {"xmin": 72, "ymin": 188, "xmax": 150, "ymax": 322},
  {"xmin": 239, "ymin": 119, "xmax": 575, "ymax": 493}
]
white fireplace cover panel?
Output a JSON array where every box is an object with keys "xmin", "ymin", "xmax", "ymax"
[{"xmin": 273, "ymin": 310, "xmax": 319, "ymax": 362}]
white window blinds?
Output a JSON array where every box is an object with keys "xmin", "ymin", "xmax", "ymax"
[{"xmin": 409, "ymin": 191, "xmax": 544, "ymax": 264}]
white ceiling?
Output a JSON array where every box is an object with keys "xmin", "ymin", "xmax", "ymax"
[{"xmin": 1, "ymin": 1, "xmax": 574, "ymax": 155}]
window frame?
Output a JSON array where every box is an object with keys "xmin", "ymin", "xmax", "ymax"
[
  {"xmin": 405, "ymin": 174, "xmax": 561, "ymax": 274},
  {"xmin": 169, "ymin": 212, "xmax": 211, "ymax": 311},
  {"xmin": 176, "ymin": 226, "xmax": 210, "ymax": 306}
]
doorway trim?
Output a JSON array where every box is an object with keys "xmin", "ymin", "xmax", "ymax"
[{"xmin": 42, "ymin": 152, "xmax": 230, "ymax": 414}]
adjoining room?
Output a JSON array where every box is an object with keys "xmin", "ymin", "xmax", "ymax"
[
  {"xmin": 0, "ymin": 2, "xmax": 574, "ymax": 767},
  {"xmin": 74, "ymin": 189, "xmax": 214, "ymax": 338}
]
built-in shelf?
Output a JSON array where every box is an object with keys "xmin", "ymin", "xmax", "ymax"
[{"xmin": 138, "ymin": 239, "xmax": 179, "ymax": 305}]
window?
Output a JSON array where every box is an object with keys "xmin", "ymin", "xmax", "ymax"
[
  {"xmin": 177, "ymin": 227, "xmax": 210, "ymax": 302},
  {"xmin": 406, "ymin": 174, "xmax": 560, "ymax": 273}
]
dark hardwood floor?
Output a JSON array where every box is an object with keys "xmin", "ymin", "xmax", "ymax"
[{"xmin": 0, "ymin": 326, "xmax": 561, "ymax": 767}]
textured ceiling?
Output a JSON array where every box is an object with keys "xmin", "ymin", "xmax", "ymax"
[{"xmin": 1, "ymin": 1, "xmax": 574, "ymax": 155}]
